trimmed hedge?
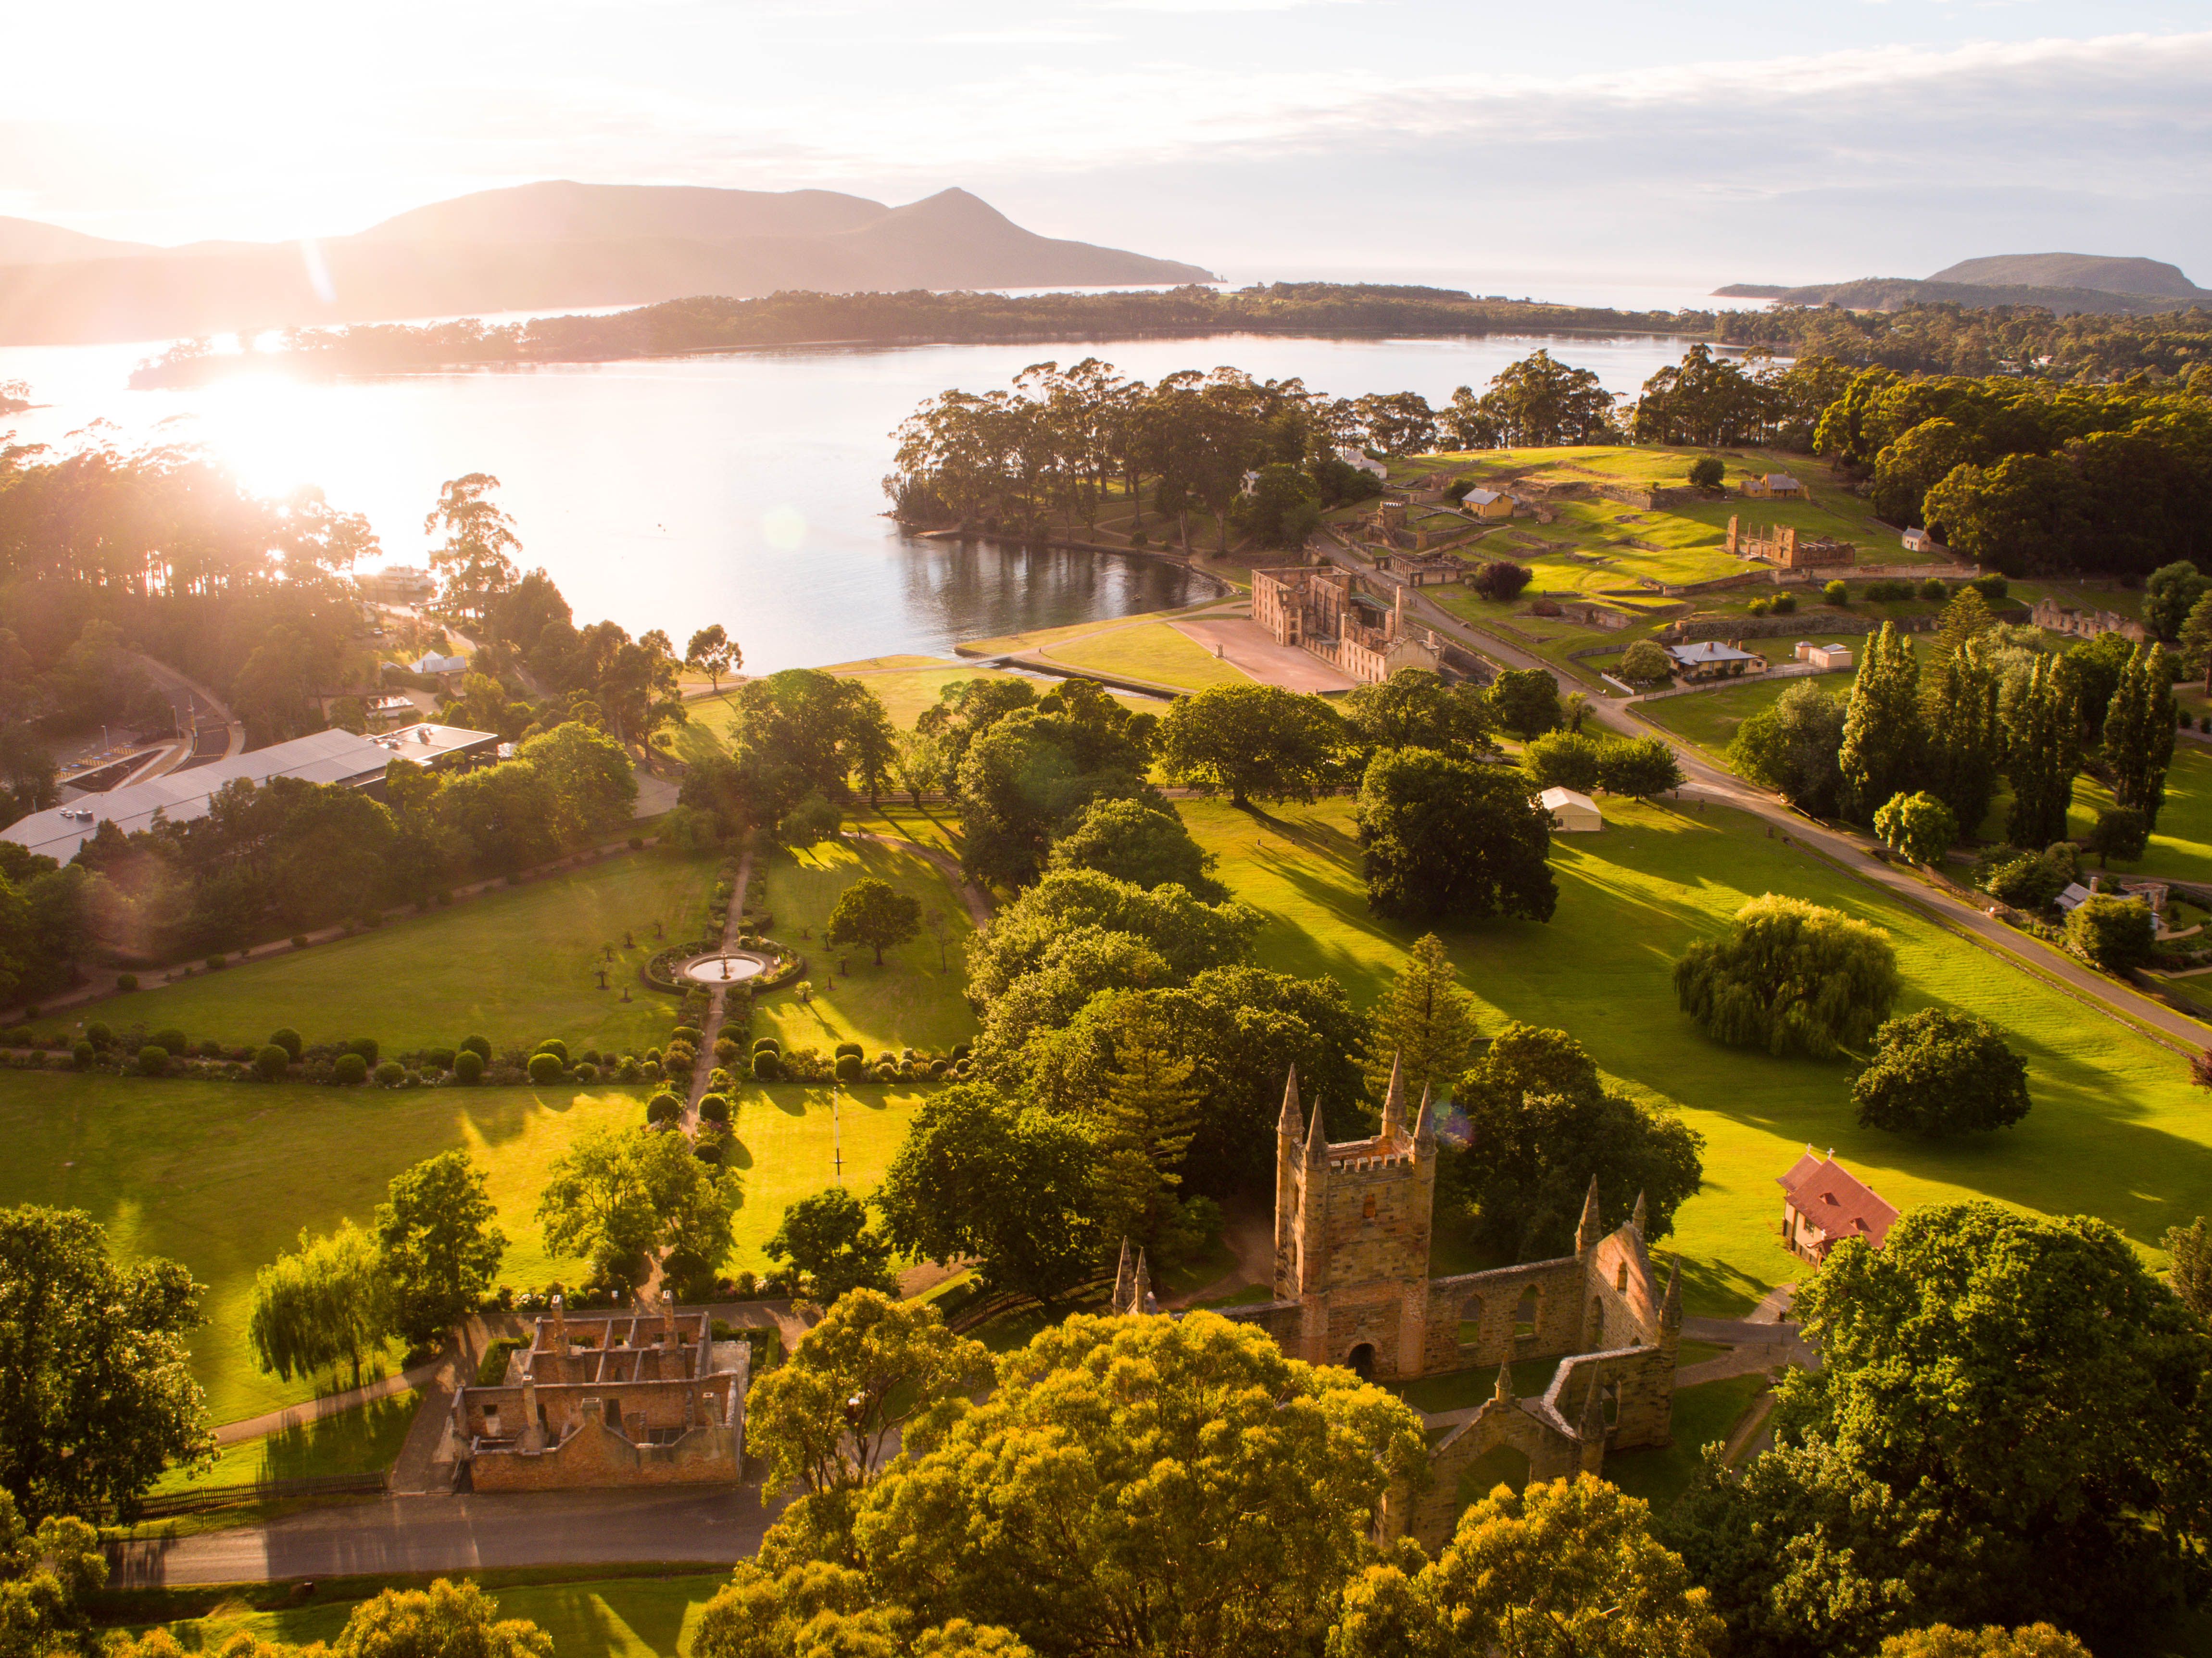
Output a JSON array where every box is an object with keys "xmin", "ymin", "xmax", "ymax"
[
  {"xmin": 460, "ymin": 1034, "xmax": 492, "ymax": 1060},
  {"xmin": 255, "ymin": 1045, "xmax": 291, "ymax": 1081},
  {"xmin": 333, "ymin": 1052, "xmax": 369, "ymax": 1085},
  {"xmin": 138, "ymin": 1045, "xmax": 169, "ymax": 1077},
  {"xmin": 527, "ymin": 1053, "xmax": 565, "ymax": 1085},
  {"xmin": 453, "ymin": 1050, "xmax": 486, "ymax": 1085},
  {"xmin": 373, "ymin": 1059, "xmax": 406, "ymax": 1085}
]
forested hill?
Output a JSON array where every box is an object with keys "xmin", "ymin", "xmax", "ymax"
[
  {"xmin": 1715, "ymin": 254, "xmax": 2211, "ymax": 318},
  {"xmin": 124, "ymin": 283, "xmax": 2212, "ymax": 388}
]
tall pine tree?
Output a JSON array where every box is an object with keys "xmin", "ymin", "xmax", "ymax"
[
  {"xmin": 1095, "ymin": 996, "xmax": 1204, "ymax": 1254},
  {"xmin": 2104, "ymin": 643, "xmax": 2177, "ymax": 829},
  {"xmin": 2004, "ymin": 652, "xmax": 2080, "ymax": 848},
  {"xmin": 1838, "ymin": 622, "xmax": 1923, "ymax": 822},
  {"xmin": 1364, "ymin": 933, "xmax": 1482, "ymax": 1105},
  {"xmin": 1922, "ymin": 639, "xmax": 2002, "ymax": 838}
]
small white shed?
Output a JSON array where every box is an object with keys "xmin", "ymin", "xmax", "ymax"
[{"xmin": 1540, "ymin": 786, "xmax": 1604, "ymax": 832}]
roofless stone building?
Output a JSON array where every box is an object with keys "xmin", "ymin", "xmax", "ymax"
[{"xmin": 1114, "ymin": 1056, "xmax": 1684, "ymax": 1549}]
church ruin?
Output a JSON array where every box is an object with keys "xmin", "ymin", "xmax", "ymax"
[{"xmin": 1116, "ymin": 1058, "xmax": 1683, "ymax": 1548}]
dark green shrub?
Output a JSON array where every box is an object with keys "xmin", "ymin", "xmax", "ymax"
[
  {"xmin": 333, "ymin": 1052, "xmax": 369, "ymax": 1085},
  {"xmin": 1919, "ymin": 578, "xmax": 1947, "ymax": 602},
  {"xmin": 460, "ymin": 1034, "xmax": 492, "ymax": 1060},
  {"xmin": 752, "ymin": 1050, "xmax": 782, "ymax": 1082},
  {"xmin": 2, "ymin": 1027, "xmax": 28, "ymax": 1048},
  {"xmin": 580, "ymin": 1048, "xmax": 601, "ymax": 1067},
  {"xmin": 453, "ymin": 1049, "xmax": 486, "ymax": 1085},
  {"xmin": 534, "ymin": 1038, "xmax": 569, "ymax": 1064},
  {"xmin": 1687, "ymin": 456, "xmax": 1725, "ymax": 489},
  {"xmin": 291, "ymin": 934, "xmax": 310, "ymax": 949},
  {"xmin": 2065, "ymin": 893, "xmax": 2156, "ymax": 973},
  {"xmin": 950, "ymin": 1041, "xmax": 972, "ymax": 1061},
  {"xmin": 752, "ymin": 1036, "xmax": 780, "ymax": 1055},
  {"xmin": 115, "ymin": 974, "xmax": 138, "ymax": 992},
  {"xmin": 833, "ymin": 1041, "xmax": 864, "ymax": 1061},
  {"xmin": 1967, "ymin": 572, "xmax": 2009, "ymax": 602},
  {"xmin": 197, "ymin": 1039, "xmax": 223, "ymax": 1059},
  {"xmin": 86, "ymin": 1022, "xmax": 112, "ymax": 1049},
  {"xmin": 527, "ymin": 1052, "xmax": 565, "ymax": 1085},
  {"xmin": 206, "ymin": 954, "xmax": 226, "ymax": 970},
  {"xmin": 1771, "ymin": 592, "xmax": 1797, "ymax": 615},
  {"xmin": 152, "ymin": 1029, "xmax": 188, "ymax": 1057},
  {"xmin": 670, "ymin": 1025, "xmax": 703, "ymax": 1048},
  {"xmin": 699, "ymin": 1093, "xmax": 731, "ymax": 1124},
  {"xmin": 135, "ymin": 1045, "xmax": 169, "ymax": 1077},
  {"xmin": 646, "ymin": 1091, "xmax": 682, "ymax": 1125},
  {"xmin": 574, "ymin": 1061, "xmax": 598, "ymax": 1082},
  {"xmin": 872, "ymin": 1061, "xmax": 897, "ymax": 1083},
  {"xmin": 373, "ymin": 1059, "xmax": 406, "ymax": 1085},
  {"xmin": 1746, "ymin": 597, "xmax": 1771, "ymax": 617},
  {"xmin": 426, "ymin": 1047, "xmax": 457, "ymax": 1070},
  {"xmin": 270, "ymin": 1028, "xmax": 303, "ymax": 1058},
  {"xmin": 694, "ymin": 1137, "xmax": 722, "ymax": 1165},
  {"xmin": 713, "ymin": 1037, "xmax": 742, "ymax": 1065},
  {"xmin": 72, "ymin": 1041, "xmax": 94, "ymax": 1070},
  {"xmin": 834, "ymin": 1053, "xmax": 865, "ymax": 1083},
  {"xmin": 1823, "ymin": 580, "xmax": 1849, "ymax": 605},
  {"xmin": 255, "ymin": 1044, "xmax": 291, "ymax": 1081},
  {"xmin": 628, "ymin": 836, "xmax": 644, "ymax": 850},
  {"xmin": 347, "ymin": 1037, "xmax": 380, "ymax": 1065}
]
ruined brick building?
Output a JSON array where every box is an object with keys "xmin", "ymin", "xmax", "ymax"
[
  {"xmin": 1118, "ymin": 1058, "xmax": 1682, "ymax": 1548},
  {"xmin": 452, "ymin": 1297, "xmax": 748, "ymax": 1490}
]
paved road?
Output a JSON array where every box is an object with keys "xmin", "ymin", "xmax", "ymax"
[
  {"xmin": 108, "ymin": 1486, "xmax": 781, "ymax": 1586},
  {"xmin": 1380, "ymin": 569, "xmax": 2209, "ymax": 1055}
]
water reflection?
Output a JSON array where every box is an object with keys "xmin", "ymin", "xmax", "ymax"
[{"xmin": 895, "ymin": 537, "xmax": 1216, "ymax": 652}]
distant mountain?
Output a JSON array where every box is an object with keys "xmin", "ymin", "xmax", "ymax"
[
  {"xmin": 1713, "ymin": 251, "xmax": 2212, "ymax": 316},
  {"xmin": 0, "ymin": 216, "xmax": 151, "ymax": 265},
  {"xmin": 1927, "ymin": 252, "xmax": 2206, "ymax": 300},
  {"xmin": 0, "ymin": 183, "xmax": 1217, "ymax": 346}
]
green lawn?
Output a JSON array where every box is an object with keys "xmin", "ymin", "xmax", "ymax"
[
  {"xmin": 749, "ymin": 836, "xmax": 980, "ymax": 1057},
  {"xmin": 1603, "ymin": 1373, "xmax": 1768, "ymax": 1509},
  {"xmin": 724, "ymin": 1084, "xmax": 923, "ymax": 1274},
  {"xmin": 1044, "ymin": 619, "xmax": 1251, "ymax": 691},
  {"xmin": 1638, "ymin": 670, "xmax": 1859, "ymax": 755},
  {"xmin": 2070, "ymin": 743, "xmax": 2212, "ymax": 885},
  {"xmin": 1182, "ymin": 794, "xmax": 2212, "ymax": 1314},
  {"xmin": 137, "ymin": 1573, "xmax": 728, "ymax": 1658},
  {"xmin": 151, "ymin": 1392, "xmax": 421, "ymax": 1495},
  {"xmin": 73, "ymin": 848, "xmax": 721, "ymax": 1057},
  {"xmin": 0, "ymin": 1073, "xmax": 648, "ymax": 1424}
]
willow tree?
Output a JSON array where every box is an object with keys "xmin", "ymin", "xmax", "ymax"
[
  {"xmin": 1674, "ymin": 894, "xmax": 1900, "ymax": 1059},
  {"xmin": 247, "ymin": 1221, "xmax": 389, "ymax": 1389}
]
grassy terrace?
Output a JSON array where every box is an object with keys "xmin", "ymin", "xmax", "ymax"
[
  {"xmin": 75, "ymin": 847, "xmax": 722, "ymax": 1057},
  {"xmin": 1183, "ymin": 794, "xmax": 2212, "ymax": 1314}
]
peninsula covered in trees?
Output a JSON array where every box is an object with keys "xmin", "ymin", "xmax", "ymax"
[{"xmin": 126, "ymin": 282, "xmax": 2212, "ymax": 389}]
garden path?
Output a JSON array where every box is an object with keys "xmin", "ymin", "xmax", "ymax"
[{"xmin": 681, "ymin": 848, "xmax": 753, "ymax": 1134}]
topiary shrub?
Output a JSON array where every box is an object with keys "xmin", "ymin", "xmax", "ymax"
[
  {"xmin": 713, "ymin": 1037, "xmax": 742, "ymax": 1065},
  {"xmin": 527, "ymin": 1052, "xmax": 565, "ymax": 1085},
  {"xmin": 197, "ymin": 1039, "xmax": 224, "ymax": 1059},
  {"xmin": 152, "ymin": 1029, "xmax": 188, "ymax": 1057},
  {"xmin": 426, "ymin": 1047, "xmax": 457, "ymax": 1071},
  {"xmin": 573, "ymin": 1061, "xmax": 598, "ymax": 1082},
  {"xmin": 453, "ymin": 1049, "xmax": 486, "ymax": 1085},
  {"xmin": 533, "ymin": 1038, "xmax": 569, "ymax": 1065},
  {"xmin": 333, "ymin": 1052, "xmax": 369, "ymax": 1085},
  {"xmin": 670, "ymin": 1025, "xmax": 703, "ymax": 1048},
  {"xmin": 460, "ymin": 1034, "xmax": 492, "ymax": 1061},
  {"xmin": 834, "ymin": 1053, "xmax": 865, "ymax": 1083},
  {"xmin": 347, "ymin": 1037, "xmax": 380, "ymax": 1066},
  {"xmin": 86, "ymin": 1022, "xmax": 112, "ymax": 1049},
  {"xmin": 834, "ymin": 1041, "xmax": 864, "ymax": 1061},
  {"xmin": 373, "ymin": 1059, "xmax": 406, "ymax": 1085},
  {"xmin": 752, "ymin": 1050, "xmax": 782, "ymax": 1082},
  {"xmin": 646, "ymin": 1090, "xmax": 682, "ymax": 1125},
  {"xmin": 752, "ymin": 1036, "xmax": 780, "ymax": 1055},
  {"xmin": 115, "ymin": 973, "xmax": 138, "ymax": 992},
  {"xmin": 72, "ymin": 1041, "xmax": 95, "ymax": 1070},
  {"xmin": 698, "ymin": 1093, "xmax": 730, "ymax": 1124},
  {"xmin": 1823, "ymin": 579, "xmax": 1849, "ymax": 606},
  {"xmin": 255, "ymin": 1044, "xmax": 291, "ymax": 1081},
  {"xmin": 270, "ymin": 1028, "xmax": 303, "ymax": 1059}
]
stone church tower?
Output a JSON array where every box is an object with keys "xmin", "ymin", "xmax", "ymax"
[{"xmin": 1272, "ymin": 1055, "xmax": 1439, "ymax": 1378}]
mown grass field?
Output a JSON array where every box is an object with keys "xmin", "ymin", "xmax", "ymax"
[
  {"xmin": 1041, "ymin": 618, "xmax": 1251, "ymax": 691},
  {"xmin": 150, "ymin": 1392, "xmax": 421, "ymax": 1495},
  {"xmin": 2070, "ymin": 743, "xmax": 2212, "ymax": 886},
  {"xmin": 135, "ymin": 1573, "xmax": 728, "ymax": 1658},
  {"xmin": 724, "ymin": 1084, "xmax": 923, "ymax": 1275},
  {"xmin": 66, "ymin": 848, "xmax": 721, "ymax": 1058},
  {"xmin": 0, "ymin": 1074, "xmax": 651, "ymax": 1424},
  {"xmin": 1638, "ymin": 669, "xmax": 1860, "ymax": 755},
  {"xmin": 1181, "ymin": 794, "xmax": 2212, "ymax": 1314},
  {"xmin": 748, "ymin": 834, "xmax": 979, "ymax": 1058}
]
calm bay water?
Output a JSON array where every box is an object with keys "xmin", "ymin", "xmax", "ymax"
[{"xmin": 0, "ymin": 331, "xmax": 1717, "ymax": 671}]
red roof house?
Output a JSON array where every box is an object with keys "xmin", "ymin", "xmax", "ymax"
[{"xmin": 1776, "ymin": 1148, "xmax": 1898, "ymax": 1266}]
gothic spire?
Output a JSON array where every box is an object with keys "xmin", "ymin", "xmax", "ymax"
[
  {"xmin": 1493, "ymin": 1363, "xmax": 1515, "ymax": 1405},
  {"xmin": 1305, "ymin": 1096, "xmax": 1329, "ymax": 1168},
  {"xmin": 1278, "ymin": 1066, "xmax": 1304, "ymax": 1141},
  {"xmin": 1113, "ymin": 1239, "xmax": 1134, "ymax": 1313},
  {"xmin": 1412, "ymin": 1081, "xmax": 1436, "ymax": 1150},
  {"xmin": 1631, "ymin": 1191, "xmax": 1648, "ymax": 1236},
  {"xmin": 1132, "ymin": 1249, "xmax": 1154, "ymax": 1315},
  {"xmin": 1575, "ymin": 1175, "xmax": 1603, "ymax": 1252},
  {"xmin": 1380, "ymin": 1051, "xmax": 1406, "ymax": 1139}
]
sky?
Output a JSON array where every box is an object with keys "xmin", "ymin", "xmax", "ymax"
[{"xmin": 4, "ymin": 0, "xmax": 2212, "ymax": 292}]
